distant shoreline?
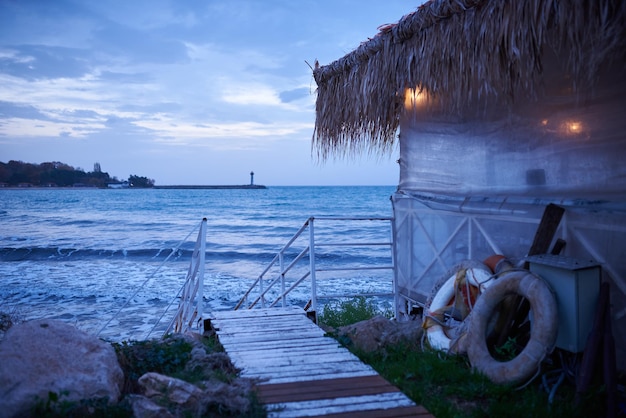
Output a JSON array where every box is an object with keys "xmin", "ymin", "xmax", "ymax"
[
  {"xmin": 153, "ymin": 185, "xmax": 267, "ymax": 190},
  {"xmin": 0, "ymin": 184, "xmax": 268, "ymax": 190}
]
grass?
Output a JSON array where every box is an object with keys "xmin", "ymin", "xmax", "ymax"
[
  {"xmin": 318, "ymin": 297, "xmax": 608, "ymax": 418},
  {"xmin": 318, "ymin": 296, "xmax": 393, "ymax": 329},
  {"xmin": 113, "ymin": 337, "xmax": 195, "ymax": 393}
]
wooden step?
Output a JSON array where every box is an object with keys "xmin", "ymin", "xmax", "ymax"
[{"xmin": 210, "ymin": 307, "xmax": 434, "ymax": 417}]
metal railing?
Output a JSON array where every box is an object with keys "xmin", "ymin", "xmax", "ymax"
[
  {"xmin": 234, "ymin": 216, "xmax": 397, "ymax": 318},
  {"xmin": 97, "ymin": 219, "xmax": 207, "ymax": 340}
]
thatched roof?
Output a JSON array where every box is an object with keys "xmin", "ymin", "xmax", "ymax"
[{"xmin": 312, "ymin": 0, "xmax": 626, "ymax": 160}]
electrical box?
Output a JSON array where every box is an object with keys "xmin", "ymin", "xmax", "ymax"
[{"xmin": 527, "ymin": 254, "xmax": 601, "ymax": 353}]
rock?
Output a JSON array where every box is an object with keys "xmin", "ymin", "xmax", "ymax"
[
  {"xmin": 184, "ymin": 348, "xmax": 238, "ymax": 378},
  {"xmin": 138, "ymin": 371, "xmax": 257, "ymax": 417},
  {"xmin": 138, "ymin": 372, "xmax": 204, "ymax": 415},
  {"xmin": 128, "ymin": 394, "xmax": 176, "ymax": 418},
  {"xmin": 203, "ymin": 377, "xmax": 257, "ymax": 415},
  {"xmin": 336, "ymin": 315, "xmax": 424, "ymax": 352},
  {"xmin": 0, "ymin": 319, "xmax": 124, "ymax": 418}
]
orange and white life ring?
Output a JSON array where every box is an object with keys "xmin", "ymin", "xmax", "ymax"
[
  {"xmin": 423, "ymin": 260, "xmax": 494, "ymax": 352},
  {"xmin": 465, "ymin": 270, "xmax": 558, "ymax": 385}
]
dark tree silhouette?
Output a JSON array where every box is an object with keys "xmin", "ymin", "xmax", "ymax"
[{"xmin": 0, "ymin": 161, "xmax": 154, "ymax": 188}]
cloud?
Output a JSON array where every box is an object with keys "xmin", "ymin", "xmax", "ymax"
[
  {"xmin": 222, "ymin": 84, "xmax": 282, "ymax": 106},
  {"xmin": 136, "ymin": 116, "xmax": 313, "ymax": 142},
  {"xmin": 0, "ymin": 117, "xmax": 105, "ymax": 138}
]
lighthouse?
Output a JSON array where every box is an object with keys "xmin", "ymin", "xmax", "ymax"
[{"xmin": 250, "ymin": 171, "xmax": 254, "ymax": 186}]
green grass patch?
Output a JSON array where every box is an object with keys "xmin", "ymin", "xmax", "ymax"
[
  {"xmin": 318, "ymin": 296, "xmax": 605, "ymax": 418},
  {"xmin": 318, "ymin": 296, "xmax": 392, "ymax": 328},
  {"xmin": 113, "ymin": 336, "xmax": 194, "ymax": 393},
  {"xmin": 355, "ymin": 344, "xmax": 601, "ymax": 418}
]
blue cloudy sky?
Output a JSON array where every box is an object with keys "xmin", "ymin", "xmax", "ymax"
[{"xmin": 0, "ymin": 1, "xmax": 422, "ymax": 186}]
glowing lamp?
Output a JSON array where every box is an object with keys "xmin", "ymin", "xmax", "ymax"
[{"xmin": 404, "ymin": 87, "xmax": 428, "ymax": 110}]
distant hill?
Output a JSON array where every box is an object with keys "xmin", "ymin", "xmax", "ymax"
[{"xmin": 0, "ymin": 160, "xmax": 154, "ymax": 188}]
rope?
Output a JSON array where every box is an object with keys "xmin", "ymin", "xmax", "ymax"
[{"xmin": 96, "ymin": 220, "xmax": 204, "ymax": 337}]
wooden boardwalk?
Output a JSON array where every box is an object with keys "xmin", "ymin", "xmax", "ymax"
[{"xmin": 208, "ymin": 306, "xmax": 434, "ymax": 417}]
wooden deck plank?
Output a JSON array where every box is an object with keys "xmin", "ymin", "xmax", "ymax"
[
  {"xmin": 227, "ymin": 344, "xmax": 343, "ymax": 359},
  {"xmin": 217, "ymin": 329, "xmax": 328, "ymax": 341},
  {"xmin": 239, "ymin": 361, "xmax": 375, "ymax": 381},
  {"xmin": 257, "ymin": 375, "xmax": 399, "ymax": 403},
  {"xmin": 247, "ymin": 370, "xmax": 379, "ymax": 385},
  {"xmin": 265, "ymin": 393, "xmax": 416, "ymax": 417},
  {"xmin": 216, "ymin": 331, "xmax": 326, "ymax": 345},
  {"xmin": 211, "ymin": 316, "xmax": 316, "ymax": 330},
  {"xmin": 211, "ymin": 308, "xmax": 433, "ymax": 417},
  {"xmin": 208, "ymin": 306, "xmax": 305, "ymax": 321},
  {"xmin": 239, "ymin": 360, "xmax": 372, "ymax": 376},
  {"xmin": 306, "ymin": 405, "xmax": 434, "ymax": 418},
  {"xmin": 230, "ymin": 353, "xmax": 362, "ymax": 369},
  {"xmin": 225, "ymin": 338, "xmax": 340, "ymax": 351}
]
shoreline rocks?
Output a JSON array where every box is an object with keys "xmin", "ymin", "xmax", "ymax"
[{"xmin": 0, "ymin": 319, "xmax": 123, "ymax": 418}]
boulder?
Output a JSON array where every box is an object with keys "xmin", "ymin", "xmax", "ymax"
[
  {"xmin": 336, "ymin": 315, "xmax": 424, "ymax": 352},
  {"xmin": 185, "ymin": 348, "xmax": 238, "ymax": 378},
  {"xmin": 202, "ymin": 377, "xmax": 257, "ymax": 415},
  {"xmin": 0, "ymin": 319, "xmax": 123, "ymax": 418},
  {"xmin": 138, "ymin": 371, "xmax": 257, "ymax": 417},
  {"xmin": 128, "ymin": 394, "xmax": 176, "ymax": 418},
  {"xmin": 138, "ymin": 372, "xmax": 204, "ymax": 414}
]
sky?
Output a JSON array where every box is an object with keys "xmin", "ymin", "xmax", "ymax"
[{"xmin": 0, "ymin": 0, "xmax": 423, "ymax": 186}]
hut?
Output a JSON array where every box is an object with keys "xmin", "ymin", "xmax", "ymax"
[{"xmin": 313, "ymin": 0, "xmax": 626, "ymax": 370}]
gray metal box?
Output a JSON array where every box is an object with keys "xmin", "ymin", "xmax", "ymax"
[{"xmin": 527, "ymin": 254, "xmax": 601, "ymax": 353}]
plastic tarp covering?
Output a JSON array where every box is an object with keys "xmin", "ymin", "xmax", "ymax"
[
  {"xmin": 398, "ymin": 65, "xmax": 626, "ymax": 198},
  {"xmin": 393, "ymin": 64, "xmax": 626, "ymax": 368}
]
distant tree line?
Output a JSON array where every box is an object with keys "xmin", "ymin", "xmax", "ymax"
[{"xmin": 0, "ymin": 160, "xmax": 155, "ymax": 188}]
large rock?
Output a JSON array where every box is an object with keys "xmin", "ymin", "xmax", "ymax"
[
  {"xmin": 336, "ymin": 315, "xmax": 424, "ymax": 352},
  {"xmin": 138, "ymin": 372, "xmax": 257, "ymax": 417},
  {"xmin": 128, "ymin": 394, "xmax": 176, "ymax": 418},
  {"xmin": 139, "ymin": 372, "xmax": 204, "ymax": 413},
  {"xmin": 0, "ymin": 319, "xmax": 123, "ymax": 418}
]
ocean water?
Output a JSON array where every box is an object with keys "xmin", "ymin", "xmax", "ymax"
[{"xmin": 0, "ymin": 186, "xmax": 396, "ymax": 341}]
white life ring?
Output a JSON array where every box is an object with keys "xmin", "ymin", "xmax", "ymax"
[
  {"xmin": 424, "ymin": 261, "xmax": 493, "ymax": 352},
  {"xmin": 466, "ymin": 270, "xmax": 558, "ymax": 385}
]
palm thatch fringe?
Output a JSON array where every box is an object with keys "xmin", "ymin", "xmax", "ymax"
[{"xmin": 312, "ymin": 0, "xmax": 626, "ymax": 160}]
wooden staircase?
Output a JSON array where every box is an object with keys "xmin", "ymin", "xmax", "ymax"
[{"xmin": 207, "ymin": 306, "xmax": 434, "ymax": 417}]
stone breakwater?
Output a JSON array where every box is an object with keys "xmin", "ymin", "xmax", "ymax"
[{"xmin": 153, "ymin": 185, "xmax": 267, "ymax": 189}]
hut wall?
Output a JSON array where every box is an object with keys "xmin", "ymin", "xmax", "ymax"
[
  {"xmin": 398, "ymin": 65, "xmax": 626, "ymax": 196},
  {"xmin": 393, "ymin": 66, "xmax": 626, "ymax": 369}
]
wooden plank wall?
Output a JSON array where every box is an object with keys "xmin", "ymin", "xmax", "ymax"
[{"xmin": 208, "ymin": 306, "xmax": 434, "ymax": 417}]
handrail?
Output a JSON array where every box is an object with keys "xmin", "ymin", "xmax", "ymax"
[
  {"xmin": 98, "ymin": 219, "xmax": 206, "ymax": 340},
  {"xmin": 235, "ymin": 215, "xmax": 396, "ymax": 318},
  {"xmin": 246, "ymin": 244, "xmax": 311, "ymax": 309}
]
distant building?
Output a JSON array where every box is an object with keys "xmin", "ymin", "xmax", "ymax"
[{"xmin": 107, "ymin": 181, "xmax": 130, "ymax": 189}]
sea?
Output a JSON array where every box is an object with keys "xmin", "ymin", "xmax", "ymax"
[{"xmin": 0, "ymin": 186, "xmax": 396, "ymax": 341}]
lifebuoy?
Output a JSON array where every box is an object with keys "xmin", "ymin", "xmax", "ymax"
[
  {"xmin": 423, "ymin": 260, "xmax": 493, "ymax": 352},
  {"xmin": 466, "ymin": 270, "xmax": 558, "ymax": 385}
]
